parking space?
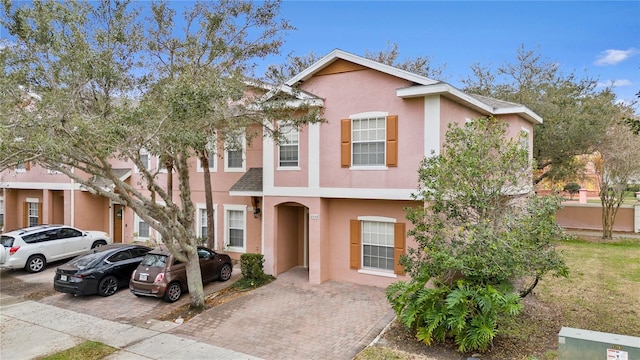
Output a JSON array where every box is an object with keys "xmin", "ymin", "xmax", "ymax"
[{"xmin": 2, "ymin": 265, "xmax": 395, "ymax": 360}]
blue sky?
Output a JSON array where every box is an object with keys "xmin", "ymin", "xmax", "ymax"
[
  {"xmin": 3, "ymin": 1, "xmax": 638, "ymax": 106},
  {"xmin": 261, "ymin": 0, "xmax": 639, "ymax": 106}
]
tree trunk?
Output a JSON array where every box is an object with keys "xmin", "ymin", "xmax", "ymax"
[
  {"xmin": 185, "ymin": 244, "xmax": 205, "ymax": 310},
  {"xmin": 601, "ymin": 193, "xmax": 614, "ymax": 240},
  {"xmin": 519, "ymin": 275, "xmax": 539, "ymax": 298},
  {"xmin": 200, "ymin": 151, "xmax": 215, "ymax": 249}
]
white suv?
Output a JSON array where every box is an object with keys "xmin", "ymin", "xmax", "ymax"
[{"xmin": 0, "ymin": 225, "xmax": 112, "ymax": 273}]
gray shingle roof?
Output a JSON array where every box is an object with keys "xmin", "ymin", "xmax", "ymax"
[
  {"xmin": 229, "ymin": 167, "xmax": 263, "ymax": 193},
  {"xmin": 468, "ymin": 94, "xmax": 524, "ymax": 109}
]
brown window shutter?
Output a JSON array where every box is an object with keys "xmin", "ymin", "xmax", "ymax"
[
  {"xmin": 386, "ymin": 115, "xmax": 398, "ymax": 167},
  {"xmin": 349, "ymin": 219, "xmax": 361, "ymax": 269},
  {"xmin": 394, "ymin": 222, "xmax": 406, "ymax": 275},
  {"xmin": 23, "ymin": 202, "xmax": 28, "ymax": 226},
  {"xmin": 25, "ymin": 162, "xmax": 31, "ymax": 171},
  {"xmin": 341, "ymin": 119, "xmax": 351, "ymax": 168},
  {"xmin": 38, "ymin": 202, "xmax": 43, "ymax": 225}
]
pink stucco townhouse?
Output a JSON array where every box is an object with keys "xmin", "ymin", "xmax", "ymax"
[{"xmin": 0, "ymin": 49, "xmax": 542, "ymax": 288}]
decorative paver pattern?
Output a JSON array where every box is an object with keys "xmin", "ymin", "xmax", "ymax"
[{"xmin": 170, "ymin": 267, "xmax": 395, "ymax": 360}]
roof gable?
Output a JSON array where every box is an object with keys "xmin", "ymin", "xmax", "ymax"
[{"xmin": 285, "ymin": 49, "xmax": 439, "ymax": 86}]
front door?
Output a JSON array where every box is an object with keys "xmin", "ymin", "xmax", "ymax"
[{"xmin": 113, "ymin": 204, "xmax": 123, "ymax": 243}]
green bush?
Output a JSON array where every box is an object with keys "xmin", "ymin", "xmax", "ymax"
[
  {"xmin": 235, "ymin": 253, "xmax": 274, "ymax": 289},
  {"xmin": 386, "ymin": 279, "xmax": 522, "ymax": 353},
  {"xmin": 563, "ymin": 182, "xmax": 581, "ymax": 199},
  {"xmin": 626, "ymin": 184, "xmax": 640, "ymax": 193}
]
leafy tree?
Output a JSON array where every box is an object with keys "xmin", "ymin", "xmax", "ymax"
[
  {"xmin": 594, "ymin": 120, "xmax": 640, "ymax": 239},
  {"xmin": 364, "ymin": 42, "xmax": 446, "ymax": 79},
  {"xmin": 563, "ymin": 182, "xmax": 581, "ymax": 200},
  {"xmin": 266, "ymin": 42, "xmax": 446, "ymax": 84},
  {"xmin": 386, "ymin": 117, "xmax": 568, "ymax": 353},
  {"xmin": 0, "ymin": 0, "xmax": 322, "ymax": 309},
  {"xmin": 621, "ymin": 90, "xmax": 640, "ymax": 135},
  {"xmin": 461, "ymin": 45, "xmax": 618, "ymax": 185}
]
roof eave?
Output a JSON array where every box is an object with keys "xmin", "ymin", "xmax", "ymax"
[
  {"xmin": 229, "ymin": 191, "xmax": 263, "ymax": 197},
  {"xmin": 397, "ymin": 84, "xmax": 543, "ymax": 125}
]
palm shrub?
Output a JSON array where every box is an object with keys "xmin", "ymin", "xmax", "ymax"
[{"xmin": 387, "ymin": 279, "xmax": 522, "ymax": 353}]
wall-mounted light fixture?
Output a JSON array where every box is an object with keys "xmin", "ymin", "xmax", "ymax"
[{"xmin": 251, "ymin": 196, "xmax": 261, "ymax": 218}]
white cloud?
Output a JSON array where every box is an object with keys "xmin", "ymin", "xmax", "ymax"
[
  {"xmin": 597, "ymin": 79, "xmax": 633, "ymax": 88},
  {"xmin": 594, "ymin": 48, "xmax": 638, "ymax": 66}
]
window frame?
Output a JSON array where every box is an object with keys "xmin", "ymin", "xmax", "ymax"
[
  {"xmin": 520, "ymin": 127, "xmax": 531, "ymax": 159},
  {"xmin": 357, "ymin": 216, "xmax": 396, "ymax": 274},
  {"xmin": 136, "ymin": 149, "xmax": 151, "ymax": 173},
  {"xmin": 27, "ymin": 201, "xmax": 39, "ymax": 227},
  {"xmin": 351, "ymin": 116, "xmax": 387, "ymax": 168},
  {"xmin": 277, "ymin": 121, "xmax": 300, "ymax": 169},
  {"xmin": 224, "ymin": 204, "xmax": 246, "ymax": 253},
  {"xmin": 224, "ymin": 131, "xmax": 246, "ymax": 173},
  {"xmin": 15, "ymin": 162, "xmax": 27, "ymax": 173},
  {"xmin": 196, "ymin": 203, "xmax": 218, "ymax": 250},
  {"xmin": 134, "ymin": 213, "xmax": 151, "ymax": 240},
  {"xmin": 197, "ymin": 136, "xmax": 218, "ymax": 173}
]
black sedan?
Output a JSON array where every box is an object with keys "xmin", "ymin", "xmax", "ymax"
[{"xmin": 54, "ymin": 243, "xmax": 152, "ymax": 297}]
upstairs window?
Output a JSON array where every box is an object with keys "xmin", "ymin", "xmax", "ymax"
[
  {"xmin": 224, "ymin": 132, "xmax": 245, "ymax": 172},
  {"xmin": 137, "ymin": 149, "xmax": 151, "ymax": 172},
  {"xmin": 278, "ymin": 121, "xmax": 299, "ymax": 168},
  {"xmin": 341, "ymin": 114, "xmax": 398, "ymax": 168},
  {"xmin": 15, "ymin": 162, "xmax": 29, "ymax": 173},
  {"xmin": 520, "ymin": 128, "xmax": 530, "ymax": 159},
  {"xmin": 352, "ymin": 117, "xmax": 386, "ymax": 166},
  {"xmin": 197, "ymin": 137, "xmax": 217, "ymax": 172}
]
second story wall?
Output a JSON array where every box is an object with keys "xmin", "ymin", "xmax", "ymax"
[{"xmin": 295, "ymin": 65, "xmax": 427, "ymax": 193}]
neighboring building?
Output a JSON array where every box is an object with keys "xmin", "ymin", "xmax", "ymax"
[{"xmin": 0, "ymin": 49, "xmax": 541, "ymax": 288}]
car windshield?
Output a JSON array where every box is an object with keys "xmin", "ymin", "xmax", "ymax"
[
  {"xmin": 1, "ymin": 235, "xmax": 15, "ymax": 247},
  {"xmin": 140, "ymin": 254, "xmax": 167, "ymax": 268},
  {"xmin": 67, "ymin": 252, "xmax": 105, "ymax": 269}
]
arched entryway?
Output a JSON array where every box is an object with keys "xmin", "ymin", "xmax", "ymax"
[{"xmin": 274, "ymin": 202, "xmax": 308, "ymax": 277}]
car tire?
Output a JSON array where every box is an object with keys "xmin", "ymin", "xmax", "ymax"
[
  {"xmin": 25, "ymin": 255, "xmax": 46, "ymax": 273},
  {"xmin": 98, "ymin": 276, "xmax": 118, "ymax": 297},
  {"xmin": 163, "ymin": 282, "xmax": 182, "ymax": 303},
  {"xmin": 91, "ymin": 240, "xmax": 107, "ymax": 249},
  {"xmin": 219, "ymin": 263, "xmax": 232, "ymax": 282}
]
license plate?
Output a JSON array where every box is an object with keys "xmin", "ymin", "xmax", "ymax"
[
  {"xmin": 139, "ymin": 273, "xmax": 148, "ymax": 281},
  {"xmin": 60, "ymin": 275, "xmax": 67, "ymax": 281}
]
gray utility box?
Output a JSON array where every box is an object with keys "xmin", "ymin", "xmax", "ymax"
[{"xmin": 558, "ymin": 327, "xmax": 640, "ymax": 360}]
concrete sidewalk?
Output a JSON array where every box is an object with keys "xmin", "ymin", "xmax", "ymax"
[{"xmin": 0, "ymin": 300, "xmax": 261, "ymax": 360}]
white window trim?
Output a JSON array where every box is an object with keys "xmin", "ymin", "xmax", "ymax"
[
  {"xmin": 196, "ymin": 203, "xmax": 218, "ymax": 250},
  {"xmin": 133, "ymin": 213, "xmax": 162, "ymax": 243},
  {"xmin": 277, "ymin": 121, "xmax": 300, "ymax": 170},
  {"xmin": 349, "ymin": 112, "xmax": 388, "ymax": 169},
  {"xmin": 224, "ymin": 133, "xmax": 246, "ymax": 173},
  {"xmin": 26, "ymin": 200, "xmax": 39, "ymax": 227},
  {"xmin": 15, "ymin": 163, "xmax": 27, "ymax": 173},
  {"xmin": 197, "ymin": 137, "xmax": 218, "ymax": 173},
  {"xmin": 156, "ymin": 158, "xmax": 168, "ymax": 173},
  {"xmin": 197, "ymin": 155, "xmax": 218, "ymax": 173},
  {"xmin": 356, "ymin": 215, "xmax": 397, "ymax": 276},
  {"xmin": 223, "ymin": 204, "xmax": 247, "ymax": 253},
  {"xmin": 520, "ymin": 127, "xmax": 530, "ymax": 149},
  {"xmin": 135, "ymin": 149, "xmax": 152, "ymax": 173}
]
